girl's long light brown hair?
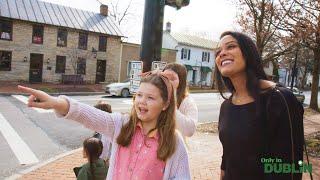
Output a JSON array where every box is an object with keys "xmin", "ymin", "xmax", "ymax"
[
  {"xmin": 116, "ymin": 73, "xmax": 177, "ymax": 161},
  {"xmin": 163, "ymin": 63, "xmax": 189, "ymax": 107}
]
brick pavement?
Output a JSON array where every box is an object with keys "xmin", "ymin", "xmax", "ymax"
[
  {"xmin": 18, "ymin": 133, "xmax": 222, "ymax": 180},
  {"xmin": 16, "ymin": 116, "xmax": 320, "ymax": 180}
]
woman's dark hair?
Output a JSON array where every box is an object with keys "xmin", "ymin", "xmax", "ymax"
[
  {"xmin": 83, "ymin": 137, "xmax": 103, "ymax": 180},
  {"xmin": 163, "ymin": 63, "xmax": 189, "ymax": 107},
  {"xmin": 214, "ymin": 31, "xmax": 267, "ymax": 108}
]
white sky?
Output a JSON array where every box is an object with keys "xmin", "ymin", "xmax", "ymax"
[{"xmin": 42, "ymin": 0, "xmax": 238, "ymax": 43}]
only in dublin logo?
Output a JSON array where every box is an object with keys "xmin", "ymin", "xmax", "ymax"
[{"xmin": 261, "ymin": 158, "xmax": 312, "ymax": 174}]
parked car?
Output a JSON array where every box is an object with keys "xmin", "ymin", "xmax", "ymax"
[
  {"xmin": 105, "ymin": 79, "xmax": 131, "ymax": 97},
  {"xmin": 287, "ymin": 87, "xmax": 305, "ymax": 104}
]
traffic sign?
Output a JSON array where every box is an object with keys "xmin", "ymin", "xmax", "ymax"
[
  {"xmin": 129, "ymin": 61, "xmax": 143, "ymax": 93},
  {"xmin": 152, "ymin": 61, "xmax": 167, "ymax": 71}
]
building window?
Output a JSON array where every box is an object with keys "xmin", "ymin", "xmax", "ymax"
[
  {"xmin": 99, "ymin": 36, "xmax": 107, "ymax": 51},
  {"xmin": 57, "ymin": 29, "xmax": 68, "ymax": 47},
  {"xmin": 0, "ymin": 19, "xmax": 12, "ymax": 40},
  {"xmin": 32, "ymin": 25, "xmax": 44, "ymax": 44},
  {"xmin": 181, "ymin": 48, "xmax": 190, "ymax": 60},
  {"xmin": 202, "ymin": 52, "xmax": 210, "ymax": 62},
  {"xmin": 55, "ymin": 56, "xmax": 66, "ymax": 73},
  {"xmin": 0, "ymin": 51, "xmax": 12, "ymax": 71},
  {"xmin": 78, "ymin": 32, "xmax": 88, "ymax": 50},
  {"xmin": 77, "ymin": 58, "xmax": 86, "ymax": 75}
]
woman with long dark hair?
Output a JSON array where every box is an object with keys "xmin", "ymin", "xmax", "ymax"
[
  {"xmin": 215, "ymin": 31, "xmax": 304, "ymax": 180},
  {"xmin": 163, "ymin": 63, "xmax": 198, "ymax": 138}
]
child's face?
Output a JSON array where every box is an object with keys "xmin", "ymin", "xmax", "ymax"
[{"xmin": 134, "ymin": 82, "xmax": 166, "ymax": 123}]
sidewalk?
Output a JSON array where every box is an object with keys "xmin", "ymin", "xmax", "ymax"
[{"xmin": 9, "ymin": 113, "xmax": 319, "ymax": 180}]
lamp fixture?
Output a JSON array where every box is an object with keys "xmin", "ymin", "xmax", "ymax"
[
  {"xmin": 23, "ymin": 56, "xmax": 28, "ymax": 62},
  {"xmin": 92, "ymin": 47, "xmax": 97, "ymax": 58}
]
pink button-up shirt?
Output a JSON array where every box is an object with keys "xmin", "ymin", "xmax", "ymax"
[{"xmin": 113, "ymin": 123, "xmax": 166, "ymax": 180}]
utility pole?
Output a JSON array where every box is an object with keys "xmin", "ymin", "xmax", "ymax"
[{"xmin": 140, "ymin": 0, "xmax": 189, "ymax": 72}]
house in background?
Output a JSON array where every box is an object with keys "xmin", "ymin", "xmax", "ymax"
[
  {"xmin": 162, "ymin": 22, "xmax": 218, "ymax": 87},
  {"xmin": 119, "ymin": 42, "xmax": 177, "ymax": 82},
  {"xmin": 0, "ymin": 0, "xmax": 123, "ymax": 84}
]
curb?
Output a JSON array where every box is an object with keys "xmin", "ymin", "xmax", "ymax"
[
  {"xmin": 0, "ymin": 91, "xmax": 218, "ymax": 96},
  {"xmin": 189, "ymin": 90, "xmax": 218, "ymax": 93},
  {"xmin": 0, "ymin": 92, "xmax": 106, "ymax": 96},
  {"xmin": 6, "ymin": 148, "xmax": 82, "ymax": 180}
]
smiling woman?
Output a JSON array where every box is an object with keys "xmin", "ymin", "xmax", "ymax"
[{"xmin": 214, "ymin": 31, "xmax": 304, "ymax": 180}]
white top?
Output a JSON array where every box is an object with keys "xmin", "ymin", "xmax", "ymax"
[
  {"xmin": 99, "ymin": 134, "xmax": 111, "ymax": 160},
  {"xmin": 56, "ymin": 96, "xmax": 191, "ymax": 180},
  {"xmin": 176, "ymin": 95, "xmax": 198, "ymax": 137}
]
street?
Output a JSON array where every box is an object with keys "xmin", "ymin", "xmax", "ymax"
[{"xmin": 0, "ymin": 93, "xmax": 224, "ymax": 179}]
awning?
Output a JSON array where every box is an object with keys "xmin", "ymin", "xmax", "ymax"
[
  {"xmin": 184, "ymin": 64, "xmax": 193, "ymax": 71},
  {"xmin": 201, "ymin": 66, "xmax": 212, "ymax": 73}
]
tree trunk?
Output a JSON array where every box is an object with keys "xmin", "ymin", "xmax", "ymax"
[{"xmin": 309, "ymin": 48, "xmax": 320, "ymax": 111}]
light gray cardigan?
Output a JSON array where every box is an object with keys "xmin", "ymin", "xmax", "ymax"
[{"xmin": 57, "ymin": 96, "xmax": 191, "ymax": 180}]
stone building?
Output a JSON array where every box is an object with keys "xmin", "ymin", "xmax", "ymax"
[{"xmin": 0, "ymin": 0, "xmax": 123, "ymax": 84}]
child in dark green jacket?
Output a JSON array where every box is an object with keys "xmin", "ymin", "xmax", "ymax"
[{"xmin": 74, "ymin": 137, "xmax": 108, "ymax": 180}]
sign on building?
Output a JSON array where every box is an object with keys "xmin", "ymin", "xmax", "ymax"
[
  {"xmin": 129, "ymin": 61, "xmax": 143, "ymax": 94},
  {"xmin": 152, "ymin": 61, "xmax": 167, "ymax": 71}
]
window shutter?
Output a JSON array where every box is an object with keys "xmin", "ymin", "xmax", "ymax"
[
  {"xmin": 181, "ymin": 48, "xmax": 184, "ymax": 59},
  {"xmin": 202, "ymin": 52, "xmax": 204, "ymax": 61}
]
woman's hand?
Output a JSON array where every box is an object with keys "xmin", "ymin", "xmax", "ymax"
[
  {"xmin": 162, "ymin": 70, "xmax": 179, "ymax": 90},
  {"xmin": 18, "ymin": 85, "xmax": 69, "ymax": 115}
]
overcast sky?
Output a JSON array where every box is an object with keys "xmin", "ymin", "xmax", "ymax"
[{"xmin": 42, "ymin": 0, "xmax": 238, "ymax": 43}]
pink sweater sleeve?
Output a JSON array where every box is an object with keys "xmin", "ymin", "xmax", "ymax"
[{"xmin": 55, "ymin": 95, "xmax": 125, "ymax": 141}]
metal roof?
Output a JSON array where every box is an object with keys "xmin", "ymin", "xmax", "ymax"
[
  {"xmin": 0, "ymin": 0, "xmax": 123, "ymax": 37},
  {"xmin": 170, "ymin": 33, "xmax": 218, "ymax": 50}
]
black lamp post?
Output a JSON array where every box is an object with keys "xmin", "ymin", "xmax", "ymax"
[
  {"xmin": 290, "ymin": 47, "xmax": 299, "ymax": 90},
  {"xmin": 140, "ymin": 0, "xmax": 189, "ymax": 72}
]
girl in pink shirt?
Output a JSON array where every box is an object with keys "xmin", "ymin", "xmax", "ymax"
[{"xmin": 18, "ymin": 70, "xmax": 191, "ymax": 180}]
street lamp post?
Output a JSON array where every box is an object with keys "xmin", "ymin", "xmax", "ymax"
[
  {"xmin": 200, "ymin": 60, "xmax": 202, "ymax": 89},
  {"xmin": 290, "ymin": 47, "xmax": 299, "ymax": 90},
  {"xmin": 140, "ymin": 0, "xmax": 189, "ymax": 72}
]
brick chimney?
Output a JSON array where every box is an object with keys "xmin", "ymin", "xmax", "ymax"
[
  {"xmin": 100, "ymin": 4, "xmax": 108, "ymax": 16},
  {"xmin": 166, "ymin": 22, "xmax": 171, "ymax": 33}
]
